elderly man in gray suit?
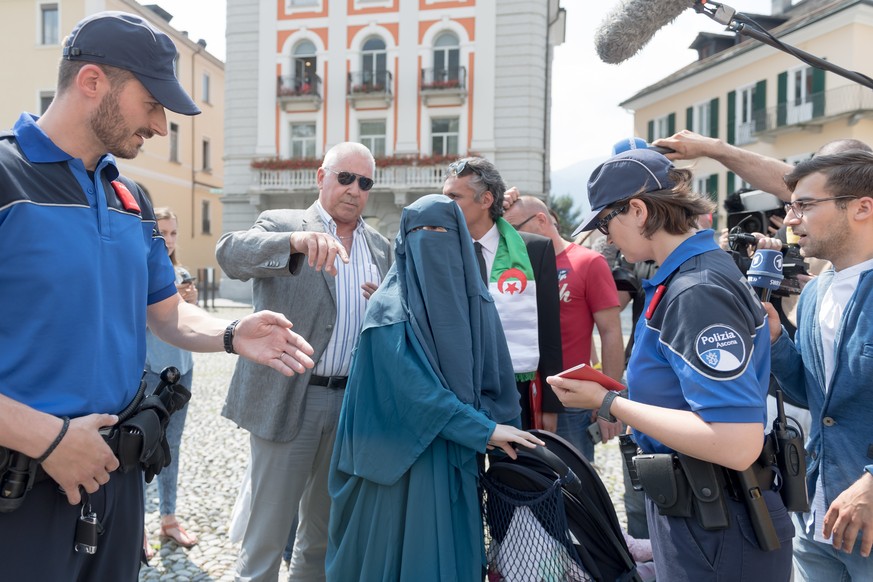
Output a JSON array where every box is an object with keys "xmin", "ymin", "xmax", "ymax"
[{"xmin": 217, "ymin": 142, "xmax": 391, "ymax": 582}]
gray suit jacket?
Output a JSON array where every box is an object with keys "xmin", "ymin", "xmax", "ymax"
[{"xmin": 216, "ymin": 203, "xmax": 392, "ymax": 441}]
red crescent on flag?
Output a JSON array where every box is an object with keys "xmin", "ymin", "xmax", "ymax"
[{"xmin": 497, "ymin": 268, "xmax": 528, "ymax": 294}]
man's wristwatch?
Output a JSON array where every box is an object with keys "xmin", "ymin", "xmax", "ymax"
[
  {"xmin": 223, "ymin": 319, "xmax": 240, "ymax": 354},
  {"xmin": 598, "ymin": 390, "xmax": 620, "ymax": 422}
]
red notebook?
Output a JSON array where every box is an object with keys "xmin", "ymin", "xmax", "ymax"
[{"xmin": 556, "ymin": 363, "xmax": 625, "ymax": 392}]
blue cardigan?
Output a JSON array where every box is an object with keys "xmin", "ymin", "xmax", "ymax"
[{"xmin": 771, "ymin": 267, "xmax": 873, "ymax": 505}]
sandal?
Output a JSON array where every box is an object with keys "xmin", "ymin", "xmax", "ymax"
[
  {"xmin": 159, "ymin": 517, "xmax": 198, "ymax": 548},
  {"xmin": 143, "ymin": 529, "xmax": 156, "ymax": 560}
]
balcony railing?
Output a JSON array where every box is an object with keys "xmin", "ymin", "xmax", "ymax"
[
  {"xmin": 277, "ymin": 74, "xmax": 321, "ymax": 98},
  {"xmin": 420, "ymin": 66, "xmax": 466, "ymax": 91},
  {"xmin": 757, "ymin": 84, "xmax": 873, "ymax": 134},
  {"xmin": 347, "ymin": 70, "xmax": 393, "ymax": 96},
  {"xmin": 255, "ymin": 165, "xmax": 444, "ymax": 191}
]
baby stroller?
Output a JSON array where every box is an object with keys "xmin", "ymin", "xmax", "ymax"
[{"xmin": 482, "ymin": 430, "xmax": 642, "ymax": 582}]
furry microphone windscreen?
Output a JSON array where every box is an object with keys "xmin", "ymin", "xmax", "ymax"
[{"xmin": 595, "ymin": 0, "xmax": 699, "ymax": 64}]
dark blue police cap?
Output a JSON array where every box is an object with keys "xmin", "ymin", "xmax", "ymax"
[
  {"xmin": 63, "ymin": 11, "xmax": 200, "ymax": 116},
  {"xmin": 572, "ymin": 149, "xmax": 675, "ymax": 237}
]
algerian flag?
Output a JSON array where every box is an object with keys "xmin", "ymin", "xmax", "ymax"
[{"xmin": 491, "ymin": 218, "xmax": 539, "ymax": 380}]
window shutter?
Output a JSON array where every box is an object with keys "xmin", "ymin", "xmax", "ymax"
[
  {"xmin": 777, "ymin": 72, "xmax": 787, "ymax": 127},
  {"xmin": 727, "ymin": 91, "xmax": 736, "ymax": 145},
  {"xmin": 726, "ymin": 171, "xmax": 735, "ymax": 196},
  {"xmin": 648, "ymin": 120, "xmax": 654, "ymax": 143},
  {"xmin": 812, "ymin": 68, "xmax": 825, "ymax": 118},
  {"xmin": 707, "ymin": 174, "xmax": 718, "ymax": 203},
  {"xmin": 668, "ymin": 113, "xmax": 676, "ymax": 135},
  {"xmin": 754, "ymin": 79, "xmax": 767, "ymax": 132},
  {"xmin": 686, "ymin": 106, "xmax": 694, "ymax": 131},
  {"xmin": 709, "ymin": 97, "xmax": 719, "ymax": 139}
]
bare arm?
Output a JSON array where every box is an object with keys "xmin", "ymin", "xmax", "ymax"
[
  {"xmin": 654, "ymin": 130, "xmax": 793, "ymax": 201},
  {"xmin": 593, "ymin": 306, "xmax": 624, "ymax": 383},
  {"xmin": 0, "ymin": 394, "xmax": 118, "ymax": 505},
  {"xmin": 546, "ymin": 376, "xmax": 764, "ymax": 470},
  {"xmin": 147, "ymin": 294, "xmax": 314, "ymax": 376}
]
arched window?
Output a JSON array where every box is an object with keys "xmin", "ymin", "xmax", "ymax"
[
  {"xmin": 433, "ymin": 32, "xmax": 459, "ymax": 82},
  {"xmin": 361, "ymin": 37, "xmax": 387, "ymax": 87},
  {"xmin": 293, "ymin": 40, "xmax": 317, "ymax": 85}
]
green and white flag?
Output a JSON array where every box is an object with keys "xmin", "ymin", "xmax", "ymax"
[{"xmin": 491, "ymin": 218, "xmax": 539, "ymax": 380}]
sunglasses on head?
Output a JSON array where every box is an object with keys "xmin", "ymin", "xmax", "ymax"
[
  {"xmin": 324, "ymin": 168, "xmax": 374, "ymax": 191},
  {"xmin": 447, "ymin": 160, "xmax": 483, "ymax": 177}
]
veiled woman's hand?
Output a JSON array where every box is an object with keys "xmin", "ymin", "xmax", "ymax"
[{"xmin": 487, "ymin": 425, "xmax": 545, "ymax": 459}]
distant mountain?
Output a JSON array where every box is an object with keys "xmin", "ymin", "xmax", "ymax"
[{"xmin": 549, "ymin": 156, "xmax": 607, "ymax": 213}]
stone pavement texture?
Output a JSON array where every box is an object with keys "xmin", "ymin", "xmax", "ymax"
[{"xmin": 138, "ymin": 306, "xmax": 629, "ymax": 581}]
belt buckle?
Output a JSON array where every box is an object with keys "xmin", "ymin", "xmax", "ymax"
[{"xmin": 327, "ymin": 377, "xmax": 342, "ymax": 389}]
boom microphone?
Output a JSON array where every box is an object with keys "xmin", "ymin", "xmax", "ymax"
[
  {"xmin": 595, "ymin": 0, "xmax": 698, "ymax": 64},
  {"xmin": 747, "ymin": 249, "xmax": 783, "ymax": 302}
]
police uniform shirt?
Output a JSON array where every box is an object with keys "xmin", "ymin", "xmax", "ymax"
[{"xmin": 627, "ymin": 230, "xmax": 770, "ymax": 455}]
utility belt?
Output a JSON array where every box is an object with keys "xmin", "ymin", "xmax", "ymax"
[
  {"xmin": 0, "ymin": 367, "xmax": 191, "ymax": 514},
  {"xmin": 619, "ymin": 433, "xmax": 786, "ymax": 552}
]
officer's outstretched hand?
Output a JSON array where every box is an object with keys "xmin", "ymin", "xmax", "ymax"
[
  {"xmin": 234, "ymin": 311, "xmax": 315, "ymax": 376},
  {"xmin": 824, "ymin": 471, "xmax": 873, "ymax": 557},
  {"xmin": 41, "ymin": 414, "xmax": 119, "ymax": 505}
]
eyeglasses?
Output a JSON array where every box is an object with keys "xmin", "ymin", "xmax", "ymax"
[
  {"xmin": 447, "ymin": 160, "xmax": 482, "ymax": 177},
  {"xmin": 511, "ymin": 215, "xmax": 538, "ymax": 231},
  {"xmin": 783, "ymin": 196, "xmax": 855, "ymax": 218},
  {"xmin": 594, "ymin": 205, "xmax": 628, "ymax": 235},
  {"xmin": 324, "ymin": 168, "xmax": 374, "ymax": 191}
]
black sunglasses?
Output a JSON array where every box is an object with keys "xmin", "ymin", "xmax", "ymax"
[
  {"xmin": 594, "ymin": 205, "xmax": 628, "ymax": 236},
  {"xmin": 324, "ymin": 168, "xmax": 374, "ymax": 191}
]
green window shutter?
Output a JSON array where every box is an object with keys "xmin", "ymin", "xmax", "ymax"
[
  {"xmin": 727, "ymin": 91, "xmax": 736, "ymax": 145},
  {"xmin": 754, "ymin": 79, "xmax": 767, "ymax": 132},
  {"xmin": 812, "ymin": 68, "xmax": 825, "ymax": 118},
  {"xmin": 648, "ymin": 120, "xmax": 654, "ymax": 143},
  {"xmin": 707, "ymin": 174, "xmax": 718, "ymax": 203},
  {"xmin": 777, "ymin": 72, "xmax": 787, "ymax": 127},
  {"xmin": 686, "ymin": 106, "xmax": 694, "ymax": 131},
  {"xmin": 727, "ymin": 171, "xmax": 735, "ymax": 196},
  {"xmin": 668, "ymin": 113, "xmax": 676, "ymax": 135},
  {"xmin": 710, "ymin": 97, "xmax": 719, "ymax": 139}
]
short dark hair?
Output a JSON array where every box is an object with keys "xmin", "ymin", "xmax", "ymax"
[
  {"xmin": 448, "ymin": 157, "xmax": 506, "ymax": 221},
  {"xmin": 56, "ymin": 60, "xmax": 133, "ymax": 95},
  {"xmin": 785, "ymin": 150, "xmax": 873, "ymax": 206},
  {"xmin": 607, "ymin": 167, "xmax": 714, "ymax": 238}
]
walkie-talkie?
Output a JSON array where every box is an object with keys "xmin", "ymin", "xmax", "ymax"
[{"xmin": 772, "ymin": 388, "xmax": 809, "ymax": 512}]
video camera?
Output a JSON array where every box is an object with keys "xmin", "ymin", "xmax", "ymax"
[{"xmin": 725, "ymin": 190, "xmax": 808, "ymax": 297}]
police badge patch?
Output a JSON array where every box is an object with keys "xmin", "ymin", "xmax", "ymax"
[{"xmin": 695, "ymin": 324, "xmax": 746, "ymax": 372}]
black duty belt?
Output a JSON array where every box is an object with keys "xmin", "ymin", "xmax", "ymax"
[{"xmin": 309, "ymin": 375, "xmax": 348, "ymax": 389}]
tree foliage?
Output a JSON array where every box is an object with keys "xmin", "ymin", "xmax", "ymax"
[{"xmin": 549, "ymin": 194, "xmax": 583, "ymax": 240}]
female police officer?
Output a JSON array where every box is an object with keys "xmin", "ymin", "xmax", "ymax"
[{"xmin": 548, "ymin": 149, "xmax": 793, "ymax": 581}]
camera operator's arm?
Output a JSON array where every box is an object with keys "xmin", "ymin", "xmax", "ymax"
[{"xmin": 654, "ymin": 130, "xmax": 793, "ymax": 201}]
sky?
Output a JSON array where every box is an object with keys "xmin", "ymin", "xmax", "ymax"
[{"xmin": 151, "ymin": 0, "xmax": 768, "ymax": 171}]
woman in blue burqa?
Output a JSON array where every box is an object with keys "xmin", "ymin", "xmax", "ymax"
[{"xmin": 326, "ymin": 194, "xmax": 543, "ymax": 581}]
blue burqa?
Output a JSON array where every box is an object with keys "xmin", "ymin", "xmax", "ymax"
[{"xmin": 326, "ymin": 194, "xmax": 520, "ymax": 581}]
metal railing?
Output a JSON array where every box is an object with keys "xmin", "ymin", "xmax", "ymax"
[
  {"xmin": 758, "ymin": 84, "xmax": 873, "ymax": 133},
  {"xmin": 347, "ymin": 70, "xmax": 393, "ymax": 95},
  {"xmin": 420, "ymin": 66, "xmax": 466, "ymax": 91},
  {"xmin": 277, "ymin": 74, "xmax": 322, "ymax": 98}
]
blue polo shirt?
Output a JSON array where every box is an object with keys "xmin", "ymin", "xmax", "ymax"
[
  {"xmin": 627, "ymin": 230, "xmax": 770, "ymax": 454},
  {"xmin": 0, "ymin": 113, "xmax": 176, "ymax": 418}
]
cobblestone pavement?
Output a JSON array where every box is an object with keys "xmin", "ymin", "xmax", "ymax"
[{"xmin": 139, "ymin": 306, "xmax": 629, "ymax": 580}]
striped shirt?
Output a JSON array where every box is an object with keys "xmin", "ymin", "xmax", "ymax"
[{"xmin": 312, "ymin": 201, "xmax": 381, "ymax": 377}]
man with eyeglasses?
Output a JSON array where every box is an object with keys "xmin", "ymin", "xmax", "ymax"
[
  {"xmin": 504, "ymin": 196, "xmax": 624, "ymax": 461},
  {"xmin": 443, "ymin": 157, "xmax": 563, "ymax": 430},
  {"xmin": 757, "ymin": 150, "xmax": 873, "ymax": 580},
  {"xmin": 217, "ymin": 142, "xmax": 391, "ymax": 582}
]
